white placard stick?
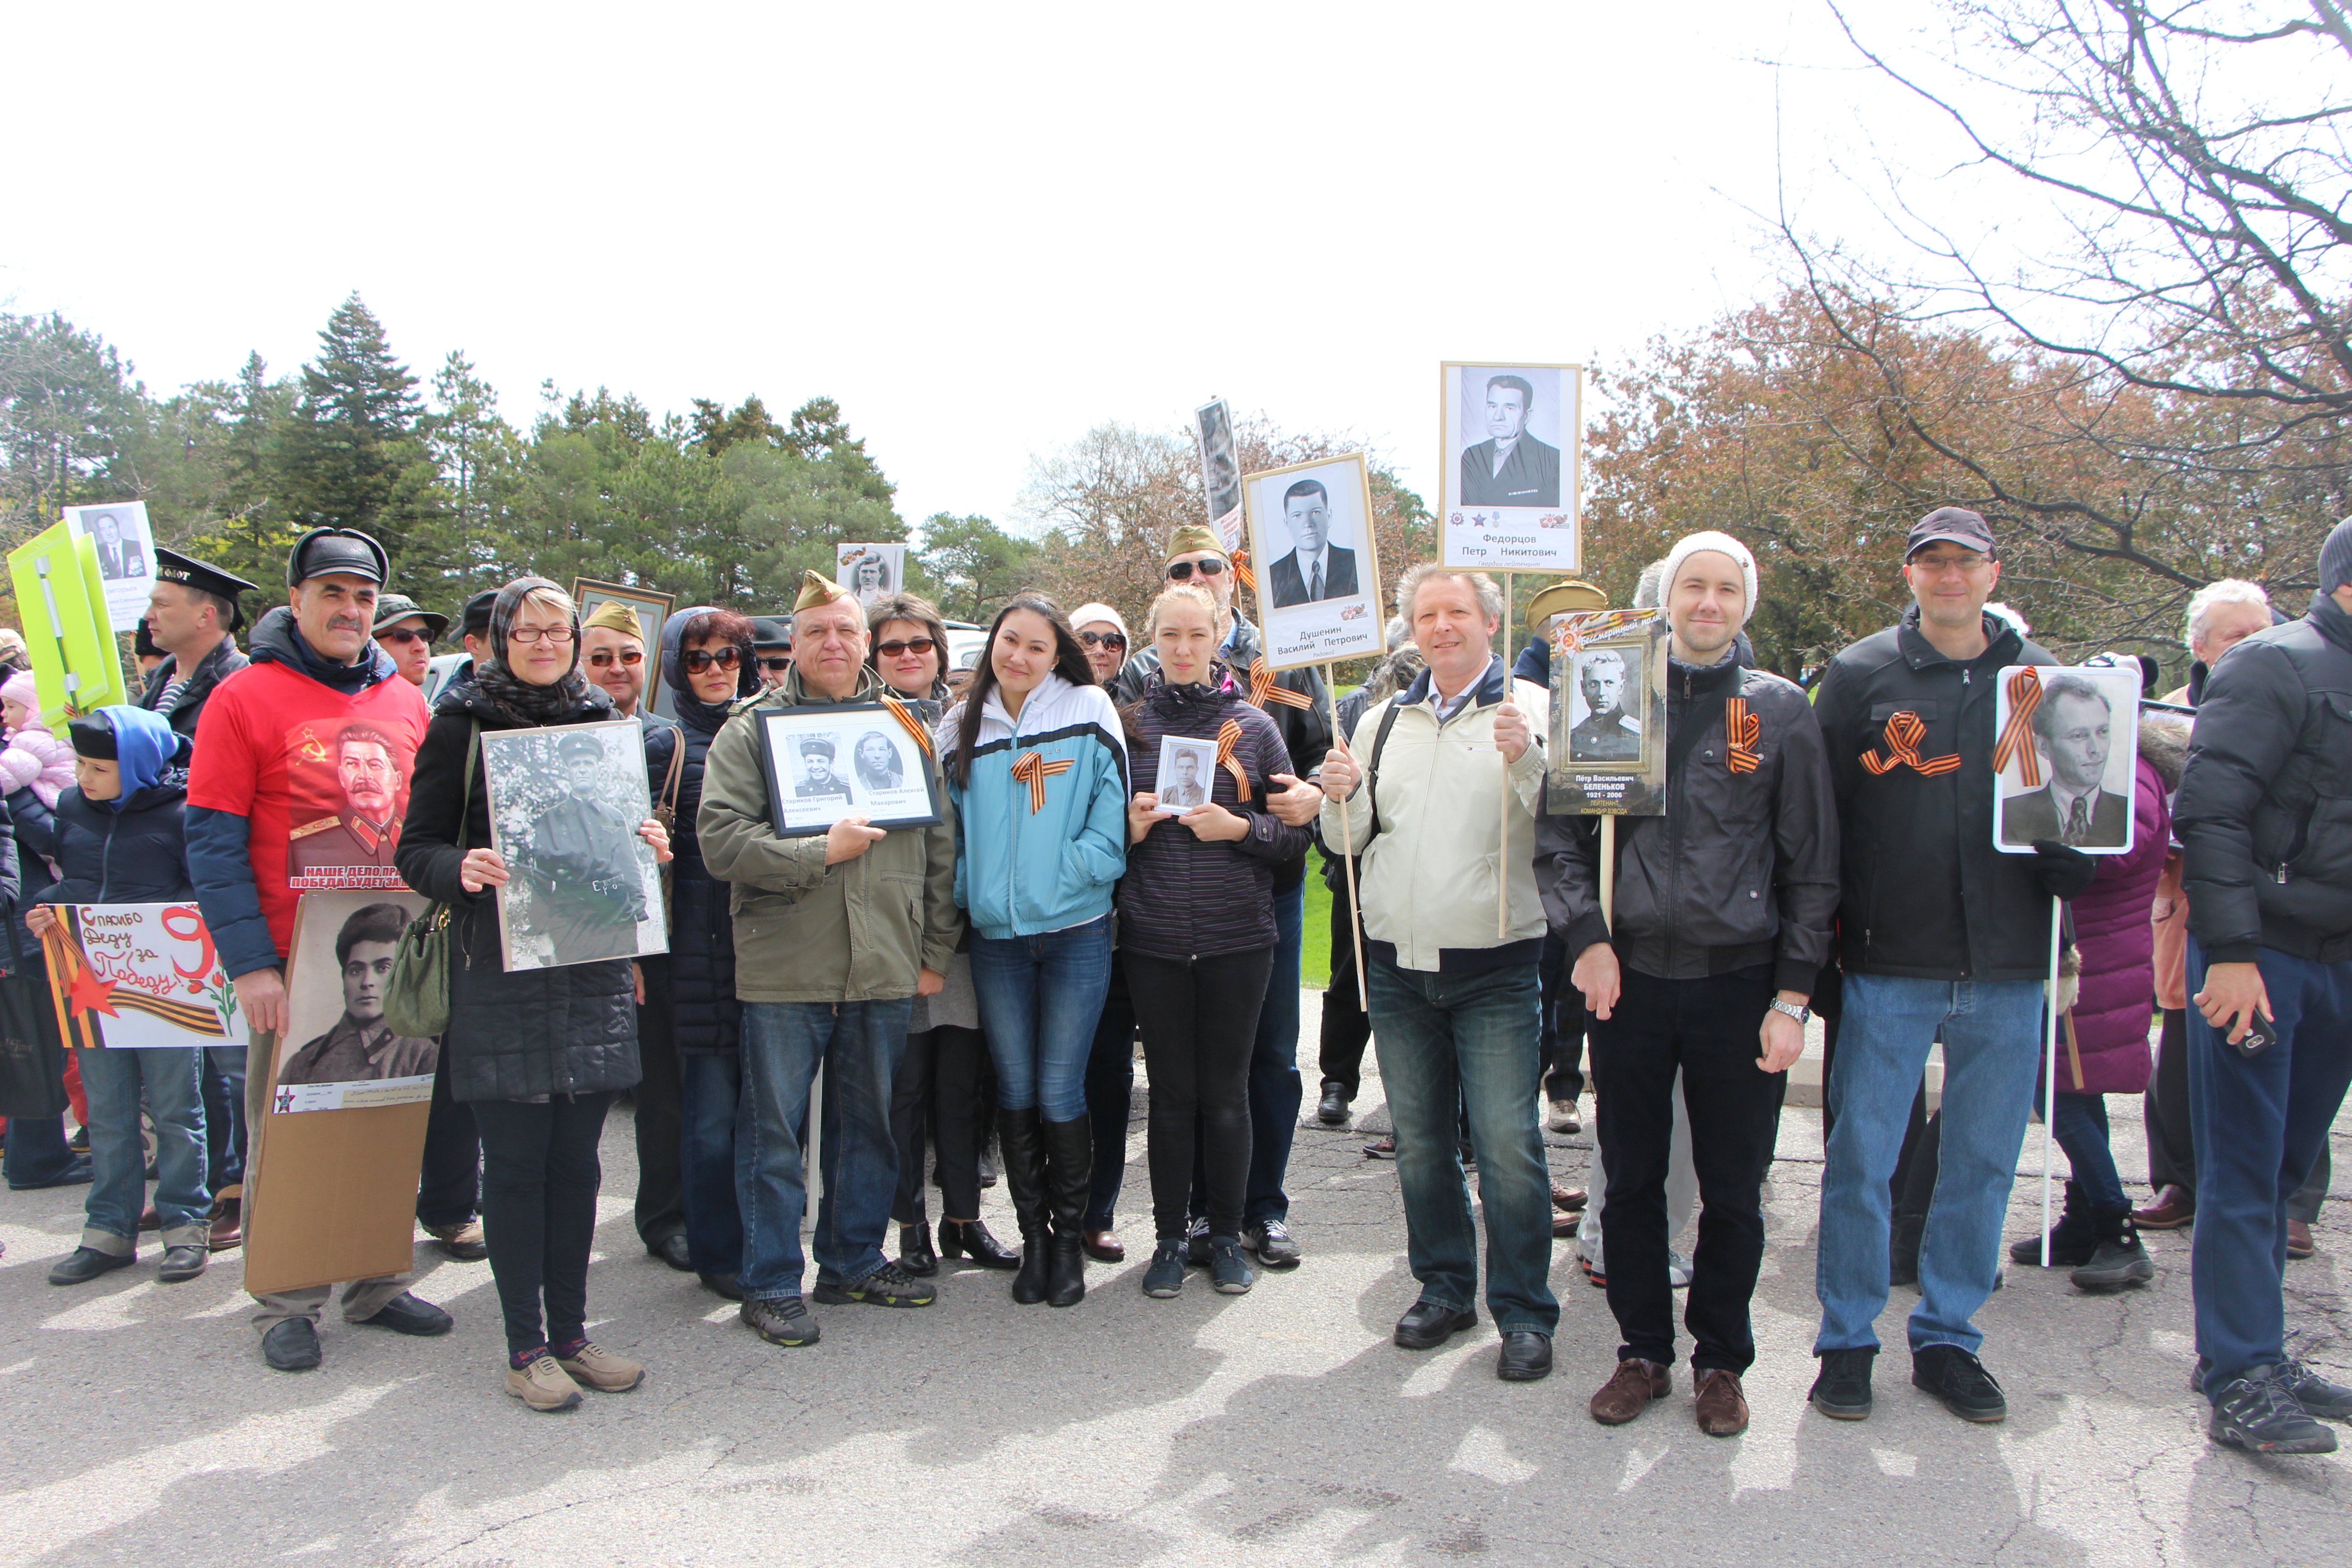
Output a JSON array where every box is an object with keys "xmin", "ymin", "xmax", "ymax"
[
  {"xmin": 1324, "ymin": 662, "xmax": 1368, "ymax": 1014},
  {"xmin": 1599, "ymin": 815, "xmax": 1616, "ymax": 931},
  {"xmin": 2041, "ymin": 892, "xmax": 2061, "ymax": 1266},
  {"xmin": 1499, "ymin": 571, "xmax": 1512, "ymax": 942}
]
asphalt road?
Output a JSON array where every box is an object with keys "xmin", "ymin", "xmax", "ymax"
[{"xmin": 2, "ymin": 993, "xmax": 2346, "ymax": 1568}]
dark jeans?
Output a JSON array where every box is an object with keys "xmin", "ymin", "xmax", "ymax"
[
  {"xmin": 680, "ymin": 1052, "xmax": 742, "ymax": 1275},
  {"xmin": 416, "ymin": 1046, "xmax": 482, "ymax": 1230},
  {"xmin": 632, "ymin": 956, "xmax": 686, "ymax": 1248},
  {"xmin": 1127, "ymin": 946, "xmax": 1273, "ymax": 1241},
  {"xmin": 2186, "ymin": 941, "xmax": 2352, "ymax": 1396},
  {"xmin": 893, "ymin": 1024, "xmax": 987, "ymax": 1224},
  {"xmin": 1319, "ymin": 864, "xmax": 1371, "ymax": 1098},
  {"xmin": 1083, "ymin": 972, "xmax": 1138, "ymax": 1231},
  {"xmin": 1537, "ymin": 927, "xmax": 1587, "ymax": 1102},
  {"xmin": 2145, "ymin": 1007, "xmax": 2195, "ymax": 1192},
  {"xmin": 471, "ymin": 1092, "xmax": 613, "ymax": 1357},
  {"xmin": 4, "ymin": 1113, "xmax": 80, "ymax": 1188},
  {"xmin": 1590, "ymin": 963, "xmax": 1784, "ymax": 1373},
  {"xmin": 2051, "ymin": 1091, "xmax": 2127, "ymax": 1211},
  {"xmin": 202, "ymin": 1046, "xmax": 246, "ymax": 1193},
  {"xmin": 1191, "ymin": 878, "xmax": 1302, "ymax": 1226}
]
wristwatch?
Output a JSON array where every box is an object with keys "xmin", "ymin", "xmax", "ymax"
[{"xmin": 1768, "ymin": 998, "xmax": 1811, "ymax": 1025}]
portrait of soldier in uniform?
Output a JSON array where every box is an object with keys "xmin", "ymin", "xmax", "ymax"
[
  {"xmin": 1458, "ymin": 372, "xmax": 1562, "ymax": 509},
  {"xmin": 510, "ymin": 730, "xmax": 650, "ymax": 966},
  {"xmin": 277, "ymin": 902, "xmax": 437, "ymax": 1085},
  {"xmin": 289, "ymin": 720, "xmax": 407, "ymax": 884},
  {"xmin": 2000, "ymin": 673, "xmax": 2130, "ymax": 849},
  {"xmin": 796, "ymin": 735, "xmax": 853, "ymax": 805},
  {"xmin": 1568, "ymin": 649, "xmax": 1643, "ymax": 763}
]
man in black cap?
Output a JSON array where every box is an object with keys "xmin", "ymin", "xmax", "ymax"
[
  {"xmin": 512, "ymin": 729, "xmax": 648, "ymax": 966},
  {"xmin": 141, "ymin": 548, "xmax": 256, "ymax": 740},
  {"xmin": 371, "ymin": 593, "xmax": 448, "ymax": 690},
  {"xmin": 185, "ymin": 525, "xmax": 449, "ymax": 1372}
]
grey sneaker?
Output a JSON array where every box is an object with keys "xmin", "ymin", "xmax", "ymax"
[
  {"xmin": 1244, "ymin": 1219, "xmax": 1302, "ymax": 1269},
  {"xmin": 2277, "ymin": 1357, "xmax": 2352, "ymax": 1421},
  {"xmin": 1208, "ymin": 1235, "xmax": 1255, "ymax": 1294},
  {"xmin": 1141, "ymin": 1241, "xmax": 1186, "ymax": 1298},
  {"xmin": 812, "ymin": 1260, "xmax": 936, "ymax": 1308},
  {"xmin": 2211, "ymin": 1365, "xmax": 2338, "ymax": 1454},
  {"xmin": 740, "ymin": 1296, "xmax": 819, "ymax": 1347}
]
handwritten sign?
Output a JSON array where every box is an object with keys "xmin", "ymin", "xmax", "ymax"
[{"xmin": 43, "ymin": 903, "xmax": 247, "ymax": 1050}]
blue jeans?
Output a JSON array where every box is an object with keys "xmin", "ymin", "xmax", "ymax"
[
  {"xmin": 681, "ymin": 1052, "xmax": 743, "ymax": 1276},
  {"xmin": 1366, "ymin": 956, "xmax": 1557, "ymax": 1335},
  {"xmin": 2050, "ymin": 1092, "xmax": 2126, "ymax": 1211},
  {"xmin": 735, "ymin": 999, "xmax": 911, "ymax": 1300},
  {"xmin": 79, "ymin": 1047, "xmax": 210, "ymax": 1250},
  {"xmin": 2186, "ymin": 940, "xmax": 2352, "ymax": 1396},
  {"xmin": 1816, "ymin": 973, "xmax": 2044, "ymax": 1356},
  {"xmin": 970, "ymin": 916, "xmax": 1113, "ymax": 1122}
]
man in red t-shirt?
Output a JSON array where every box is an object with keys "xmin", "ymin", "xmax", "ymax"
[{"xmin": 187, "ymin": 527, "xmax": 446, "ymax": 1373}]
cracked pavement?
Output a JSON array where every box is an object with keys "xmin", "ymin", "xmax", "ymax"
[{"xmin": 2, "ymin": 991, "xmax": 2346, "ymax": 1567}]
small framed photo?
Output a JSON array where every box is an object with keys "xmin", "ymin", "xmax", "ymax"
[
  {"xmin": 573, "ymin": 578, "xmax": 675, "ymax": 701},
  {"xmin": 757, "ymin": 704, "xmax": 944, "ymax": 837},
  {"xmin": 1153, "ymin": 735, "xmax": 1217, "ymax": 813},
  {"xmin": 1193, "ymin": 397, "xmax": 1245, "ymax": 552},
  {"xmin": 1438, "ymin": 362, "xmax": 1582, "ymax": 573},
  {"xmin": 480, "ymin": 720, "xmax": 668, "ymax": 970},
  {"xmin": 1242, "ymin": 451, "xmax": 1385, "ymax": 672},
  {"xmin": 1547, "ymin": 612, "xmax": 1668, "ymax": 817},
  {"xmin": 837, "ymin": 544, "xmax": 907, "ymax": 608},
  {"xmin": 1994, "ymin": 663, "xmax": 2140, "ymax": 855}
]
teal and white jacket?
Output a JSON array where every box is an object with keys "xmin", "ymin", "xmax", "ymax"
[{"xmin": 939, "ymin": 672, "xmax": 1129, "ymax": 940}]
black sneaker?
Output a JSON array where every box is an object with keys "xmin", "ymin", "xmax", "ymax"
[
  {"xmin": 2210, "ymin": 1365, "xmax": 2339, "ymax": 1454},
  {"xmin": 1809, "ymin": 1347, "xmax": 1875, "ymax": 1420},
  {"xmin": 1911, "ymin": 1344, "xmax": 2007, "ymax": 1422},
  {"xmin": 2278, "ymin": 1357, "xmax": 2352, "ymax": 1421},
  {"xmin": 811, "ymin": 1260, "xmax": 936, "ymax": 1308},
  {"xmin": 1185, "ymin": 1214, "xmax": 1212, "ymax": 1266},
  {"xmin": 1141, "ymin": 1241, "xmax": 1186, "ymax": 1298},
  {"xmin": 1208, "ymin": 1236, "xmax": 1255, "ymax": 1295},
  {"xmin": 741, "ymin": 1295, "xmax": 818, "ymax": 1347},
  {"xmin": 1244, "ymin": 1219, "xmax": 1302, "ymax": 1269}
]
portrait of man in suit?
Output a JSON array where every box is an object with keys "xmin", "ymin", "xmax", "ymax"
[
  {"xmin": 1266, "ymin": 478, "xmax": 1359, "ymax": 609},
  {"xmin": 1458, "ymin": 372, "xmax": 1562, "ymax": 509},
  {"xmin": 91, "ymin": 511, "xmax": 147, "ymax": 582},
  {"xmin": 2000, "ymin": 674, "xmax": 2129, "ymax": 848},
  {"xmin": 1568, "ymin": 648, "xmax": 1642, "ymax": 762}
]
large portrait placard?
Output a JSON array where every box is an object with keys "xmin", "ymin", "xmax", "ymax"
[
  {"xmin": 757, "ymin": 702, "xmax": 945, "ymax": 837},
  {"xmin": 1993, "ymin": 663, "xmax": 2141, "ymax": 855},
  {"xmin": 1438, "ymin": 361, "xmax": 1581, "ymax": 573},
  {"xmin": 1194, "ymin": 397, "xmax": 1245, "ymax": 552},
  {"xmin": 481, "ymin": 719, "xmax": 667, "ymax": 970},
  {"xmin": 1242, "ymin": 452, "xmax": 1385, "ymax": 671},
  {"xmin": 42, "ymin": 902, "xmax": 249, "ymax": 1052},
  {"xmin": 1546, "ymin": 611, "xmax": 1667, "ymax": 817},
  {"xmin": 63, "ymin": 500, "xmax": 158, "ymax": 628},
  {"xmin": 269, "ymin": 890, "xmax": 436, "ymax": 1113}
]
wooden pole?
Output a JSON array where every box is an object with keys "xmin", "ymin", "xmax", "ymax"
[
  {"xmin": 2041, "ymin": 892, "xmax": 2061, "ymax": 1267},
  {"xmin": 1324, "ymin": 662, "xmax": 1369, "ymax": 1014},
  {"xmin": 1498, "ymin": 570, "xmax": 1513, "ymax": 943}
]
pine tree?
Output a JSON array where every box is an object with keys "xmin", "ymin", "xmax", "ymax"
[{"xmin": 276, "ymin": 294, "xmax": 440, "ymax": 559}]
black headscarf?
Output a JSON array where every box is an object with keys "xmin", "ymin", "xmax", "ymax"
[
  {"xmin": 474, "ymin": 576, "xmax": 603, "ymax": 726},
  {"xmin": 661, "ymin": 605, "xmax": 759, "ymax": 734}
]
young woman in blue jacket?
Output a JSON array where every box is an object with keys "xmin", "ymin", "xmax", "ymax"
[{"xmin": 940, "ymin": 594, "xmax": 1128, "ymax": 1308}]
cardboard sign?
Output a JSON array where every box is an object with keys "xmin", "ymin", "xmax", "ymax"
[
  {"xmin": 7, "ymin": 521, "xmax": 126, "ymax": 730},
  {"xmin": 1546, "ymin": 611, "xmax": 1668, "ymax": 816},
  {"xmin": 41, "ymin": 902, "xmax": 249, "ymax": 1051},
  {"xmin": 1993, "ymin": 662, "xmax": 2141, "ymax": 855}
]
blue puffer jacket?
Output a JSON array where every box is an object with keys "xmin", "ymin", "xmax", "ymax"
[
  {"xmin": 940, "ymin": 672, "xmax": 1128, "ymax": 940},
  {"xmin": 28, "ymin": 707, "xmax": 196, "ymax": 908}
]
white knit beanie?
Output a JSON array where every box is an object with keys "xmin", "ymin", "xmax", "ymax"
[
  {"xmin": 1069, "ymin": 602, "xmax": 1130, "ymax": 643},
  {"xmin": 1659, "ymin": 530, "xmax": 1759, "ymax": 628}
]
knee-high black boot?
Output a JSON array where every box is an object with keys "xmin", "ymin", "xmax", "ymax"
[
  {"xmin": 1043, "ymin": 1116, "xmax": 1093, "ymax": 1308},
  {"xmin": 998, "ymin": 1107, "xmax": 1049, "ymax": 1304}
]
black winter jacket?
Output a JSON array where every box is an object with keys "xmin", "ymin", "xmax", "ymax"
[
  {"xmin": 644, "ymin": 700, "xmax": 740, "ymax": 1056},
  {"xmin": 1812, "ymin": 606, "xmax": 2058, "ymax": 982},
  {"xmin": 2176, "ymin": 596, "xmax": 2352, "ymax": 963},
  {"xmin": 395, "ymin": 683, "xmax": 641, "ymax": 1103},
  {"xmin": 26, "ymin": 777, "xmax": 197, "ymax": 906},
  {"xmin": 1537, "ymin": 652, "xmax": 1838, "ymax": 995},
  {"xmin": 1116, "ymin": 670, "xmax": 1308, "ymax": 960}
]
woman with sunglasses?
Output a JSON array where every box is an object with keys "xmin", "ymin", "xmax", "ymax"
[
  {"xmin": 868, "ymin": 594, "xmax": 1019, "ymax": 1277},
  {"xmin": 397, "ymin": 578, "xmax": 672, "ymax": 1412},
  {"xmin": 1071, "ymin": 603, "xmax": 1132, "ymax": 686},
  {"xmin": 940, "ymin": 594, "xmax": 1129, "ymax": 1307},
  {"xmin": 1070, "ymin": 602, "xmax": 1141, "ymax": 1262}
]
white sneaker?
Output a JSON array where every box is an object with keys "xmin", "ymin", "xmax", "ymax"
[
  {"xmin": 1547, "ymin": 1098, "xmax": 1582, "ymax": 1134},
  {"xmin": 1668, "ymin": 1250, "xmax": 1694, "ymax": 1289}
]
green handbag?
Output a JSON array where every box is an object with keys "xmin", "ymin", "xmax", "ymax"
[{"xmin": 384, "ymin": 724, "xmax": 477, "ymax": 1039}]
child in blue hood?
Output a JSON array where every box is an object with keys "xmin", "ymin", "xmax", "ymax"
[{"xmin": 26, "ymin": 705, "xmax": 213, "ymax": 1287}]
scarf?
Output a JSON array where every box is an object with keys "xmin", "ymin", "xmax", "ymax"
[
  {"xmin": 660, "ymin": 605, "xmax": 759, "ymax": 735},
  {"xmin": 474, "ymin": 577, "xmax": 599, "ymax": 726}
]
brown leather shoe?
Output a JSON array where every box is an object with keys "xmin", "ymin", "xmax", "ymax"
[
  {"xmin": 1082, "ymin": 1230, "xmax": 1125, "ymax": 1264},
  {"xmin": 207, "ymin": 1192, "xmax": 243, "ymax": 1252},
  {"xmin": 2288, "ymin": 1218, "xmax": 2318, "ymax": 1259},
  {"xmin": 2132, "ymin": 1185, "xmax": 2195, "ymax": 1230},
  {"xmin": 1694, "ymin": 1368, "xmax": 1750, "ymax": 1436},
  {"xmin": 1589, "ymin": 1357, "xmax": 1670, "ymax": 1425}
]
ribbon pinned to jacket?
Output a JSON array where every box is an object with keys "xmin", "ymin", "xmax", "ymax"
[
  {"xmin": 1859, "ymin": 710, "xmax": 1962, "ymax": 777},
  {"xmin": 1725, "ymin": 697, "xmax": 1762, "ymax": 774},
  {"xmin": 880, "ymin": 693, "xmax": 935, "ymax": 760},
  {"xmin": 1215, "ymin": 719, "xmax": 1251, "ymax": 797},
  {"xmin": 1246, "ymin": 658, "xmax": 1313, "ymax": 710},
  {"xmin": 1009, "ymin": 750, "xmax": 1073, "ymax": 813},
  {"xmin": 1992, "ymin": 666, "xmax": 2043, "ymax": 786}
]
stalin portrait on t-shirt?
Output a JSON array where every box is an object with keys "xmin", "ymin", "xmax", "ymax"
[{"xmin": 288, "ymin": 720, "xmax": 410, "ymax": 888}]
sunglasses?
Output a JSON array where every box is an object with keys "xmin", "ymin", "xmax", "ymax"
[
  {"xmin": 760, "ymin": 657, "xmax": 793, "ymax": 672},
  {"xmin": 374, "ymin": 627, "xmax": 431, "ymax": 646},
  {"xmin": 1077, "ymin": 630, "xmax": 1127, "ymax": 650},
  {"xmin": 875, "ymin": 637, "xmax": 936, "ymax": 658},
  {"xmin": 1166, "ymin": 559, "xmax": 1226, "ymax": 581},
  {"xmin": 587, "ymin": 648, "xmax": 644, "ymax": 668},
  {"xmin": 680, "ymin": 646, "xmax": 744, "ymax": 673}
]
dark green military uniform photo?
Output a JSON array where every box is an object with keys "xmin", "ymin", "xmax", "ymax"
[{"xmin": 513, "ymin": 729, "xmax": 648, "ymax": 966}]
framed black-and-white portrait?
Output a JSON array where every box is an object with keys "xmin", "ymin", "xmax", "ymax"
[
  {"xmin": 1438, "ymin": 361, "xmax": 1581, "ymax": 574},
  {"xmin": 1194, "ymin": 397, "xmax": 1245, "ymax": 552},
  {"xmin": 480, "ymin": 720, "xmax": 667, "ymax": 971},
  {"xmin": 573, "ymin": 578, "xmax": 675, "ymax": 702},
  {"xmin": 1242, "ymin": 452, "xmax": 1384, "ymax": 671},
  {"xmin": 1547, "ymin": 611, "xmax": 1667, "ymax": 817},
  {"xmin": 1994, "ymin": 662, "xmax": 2140, "ymax": 855},
  {"xmin": 1153, "ymin": 735, "xmax": 1217, "ymax": 813},
  {"xmin": 64, "ymin": 500, "xmax": 158, "ymax": 627},
  {"xmin": 837, "ymin": 544, "xmax": 906, "ymax": 608},
  {"xmin": 757, "ymin": 703, "xmax": 943, "ymax": 837}
]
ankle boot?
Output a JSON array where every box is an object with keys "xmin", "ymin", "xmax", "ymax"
[
  {"xmin": 2070, "ymin": 1207, "xmax": 2156, "ymax": 1290},
  {"xmin": 2011, "ymin": 1180, "xmax": 2097, "ymax": 1267},
  {"xmin": 997, "ymin": 1107, "xmax": 1050, "ymax": 1304},
  {"xmin": 1042, "ymin": 1115, "xmax": 1093, "ymax": 1308}
]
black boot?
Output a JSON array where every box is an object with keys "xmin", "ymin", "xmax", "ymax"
[
  {"xmin": 997, "ymin": 1107, "xmax": 1049, "ymax": 1304},
  {"xmin": 940, "ymin": 1218, "xmax": 1020, "ymax": 1269},
  {"xmin": 897, "ymin": 1222, "xmax": 938, "ymax": 1278},
  {"xmin": 2070, "ymin": 1207, "xmax": 2156, "ymax": 1290},
  {"xmin": 1043, "ymin": 1115, "xmax": 1093, "ymax": 1308},
  {"xmin": 2010, "ymin": 1180, "xmax": 2097, "ymax": 1267}
]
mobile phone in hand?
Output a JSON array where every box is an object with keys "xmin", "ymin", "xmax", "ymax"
[{"xmin": 2233, "ymin": 1013, "xmax": 2278, "ymax": 1058}]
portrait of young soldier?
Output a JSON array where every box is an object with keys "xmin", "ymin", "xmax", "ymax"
[
  {"xmin": 277, "ymin": 902, "xmax": 438, "ymax": 1085},
  {"xmin": 795, "ymin": 735, "xmax": 853, "ymax": 804},
  {"xmin": 1568, "ymin": 649, "xmax": 1642, "ymax": 763}
]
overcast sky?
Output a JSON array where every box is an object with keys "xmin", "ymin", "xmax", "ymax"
[{"xmin": 5, "ymin": 0, "xmax": 2007, "ymax": 534}]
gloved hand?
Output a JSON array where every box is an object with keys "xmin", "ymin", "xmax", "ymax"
[{"xmin": 2032, "ymin": 839, "xmax": 2097, "ymax": 901}]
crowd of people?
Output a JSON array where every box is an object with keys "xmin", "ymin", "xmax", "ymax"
[{"xmin": 0, "ymin": 504, "xmax": 2344, "ymax": 1456}]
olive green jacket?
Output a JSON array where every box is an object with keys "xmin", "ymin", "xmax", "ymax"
[{"xmin": 697, "ymin": 667, "xmax": 962, "ymax": 1004}]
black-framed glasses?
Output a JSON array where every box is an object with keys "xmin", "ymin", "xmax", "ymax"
[
  {"xmin": 759, "ymin": 657, "xmax": 793, "ymax": 672},
  {"xmin": 508, "ymin": 626, "xmax": 575, "ymax": 644},
  {"xmin": 875, "ymin": 637, "xmax": 936, "ymax": 658},
  {"xmin": 586, "ymin": 648, "xmax": 644, "ymax": 668},
  {"xmin": 1166, "ymin": 559, "xmax": 1226, "ymax": 581},
  {"xmin": 1077, "ymin": 630, "xmax": 1127, "ymax": 650},
  {"xmin": 374, "ymin": 627, "xmax": 430, "ymax": 646},
  {"xmin": 680, "ymin": 646, "xmax": 744, "ymax": 673}
]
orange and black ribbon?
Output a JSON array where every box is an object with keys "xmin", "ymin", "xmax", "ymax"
[
  {"xmin": 1992, "ymin": 666, "xmax": 2043, "ymax": 786},
  {"xmin": 1725, "ymin": 697, "xmax": 1762, "ymax": 774},
  {"xmin": 1215, "ymin": 720, "xmax": 1251, "ymax": 797},
  {"xmin": 1231, "ymin": 547, "xmax": 1257, "ymax": 594},
  {"xmin": 880, "ymin": 693, "xmax": 935, "ymax": 760},
  {"xmin": 1859, "ymin": 710, "xmax": 1961, "ymax": 777},
  {"xmin": 1245, "ymin": 658, "xmax": 1313, "ymax": 711},
  {"xmin": 1009, "ymin": 750, "xmax": 1073, "ymax": 813}
]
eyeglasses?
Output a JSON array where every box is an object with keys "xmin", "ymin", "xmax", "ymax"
[
  {"xmin": 587, "ymin": 648, "xmax": 645, "ymax": 668},
  {"xmin": 875, "ymin": 637, "xmax": 936, "ymax": 658},
  {"xmin": 508, "ymin": 626, "xmax": 575, "ymax": 644},
  {"xmin": 1077, "ymin": 630, "xmax": 1127, "ymax": 650},
  {"xmin": 374, "ymin": 627, "xmax": 431, "ymax": 646},
  {"xmin": 1166, "ymin": 559, "xmax": 1226, "ymax": 581},
  {"xmin": 760, "ymin": 657, "xmax": 793, "ymax": 672},
  {"xmin": 680, "ymin": 646, "xmax": 744, "ymax": 673},
  {"xmin": 1909, "ymin": 553, "xmax": 1991, "ymax": 576}
]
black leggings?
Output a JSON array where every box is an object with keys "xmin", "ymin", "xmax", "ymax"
[
  {"xmin": 470, "ymin": 1093, "xmax": 612, "ymax": 1356},
  {"xmin": 1122, "ymin": 946, "xmax": 1273, "ymax": 1241},
  {"xmin": 892, "ymin": 1025, "xmax": 987, "ymax": 1224}
]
